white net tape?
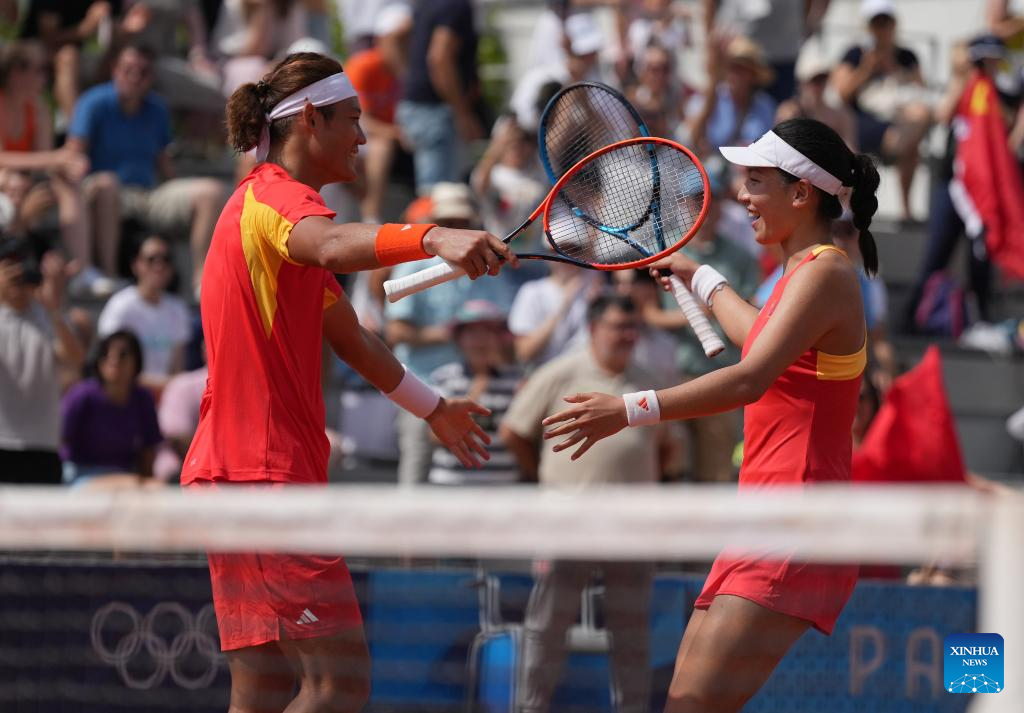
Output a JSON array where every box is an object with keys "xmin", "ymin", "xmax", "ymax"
[{"xmin": 0, "ymin": 484, "xmax": 987, "ymax": 561}]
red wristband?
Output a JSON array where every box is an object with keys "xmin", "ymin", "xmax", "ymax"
[{"xmin": 374, "ymin": 223, "xmax": 436, "ymax": 266}]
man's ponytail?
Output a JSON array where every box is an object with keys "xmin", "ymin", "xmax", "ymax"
[{"xmin": 225, "ymin": 82, "xmax": 267, "ymax": 153}]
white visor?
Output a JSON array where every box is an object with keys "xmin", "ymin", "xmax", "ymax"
[
  {"xmin": 720, "ymin": 131, "xmax": 851, "ymax": 204},
  {"xmin": 256, "ymin": 72, "xmax": 358, "ymax": 161}
]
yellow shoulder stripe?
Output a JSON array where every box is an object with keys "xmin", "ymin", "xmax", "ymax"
[
  {"xmin": 240, "ymin": 185, "xmax": 299, "ymax": 338},
  {"xmin": 323, "ymin": 287, "xmax": 338, "ymax": 311}
]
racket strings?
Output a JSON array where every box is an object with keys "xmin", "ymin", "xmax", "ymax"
[
  {"xmin": 546, "ymin": 142, "xmax": 706, "ymax": 266},
  {"xmin": 543, "ymin": 87, "xmax": 643, "ymax": 179}
]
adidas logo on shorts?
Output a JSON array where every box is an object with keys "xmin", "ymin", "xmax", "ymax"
[{"xmin": 295, "ymin": 608, "xmax": 320, "ymax": 625}]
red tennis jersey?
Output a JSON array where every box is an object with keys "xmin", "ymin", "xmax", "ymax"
[
  {"xmin": 182, "ymin": 163, "xmax": 341, "ymax": 485},
  {"xmin": 695, "ymin": 245, "xmax": 865, "ymax": 634}
]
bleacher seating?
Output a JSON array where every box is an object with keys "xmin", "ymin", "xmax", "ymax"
[{"xmin": 874, "ymin": 221, "xmax": 1024, "ymax": 480}]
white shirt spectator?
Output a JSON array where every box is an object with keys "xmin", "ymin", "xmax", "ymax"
[
  {"xmin": 508, "ymin": 274, "xmax": 593, "ymax": 367},
  {"xmin": 476, "ymin": 162, "xmax": 547, "ymax": 240},
  {"xmin": 98, "ymin": 286, "xmax": 190, "ymax": 378},
  {"xmin": 212, "ymin": 0, "xmax": 307, "ymax": 57},
  {"xmin": 0, "ymin": 302, "xmax": 59, "ymax": 450}
]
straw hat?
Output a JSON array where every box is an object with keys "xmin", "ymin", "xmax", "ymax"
[{"xmin": 725, "ymin": 36, "xmax": 775, "ymax": 86}]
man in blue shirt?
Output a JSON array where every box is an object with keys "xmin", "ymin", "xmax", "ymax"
[{"xmin": 67, "ymin": 43, "xmax": 225, "ymax": 294}]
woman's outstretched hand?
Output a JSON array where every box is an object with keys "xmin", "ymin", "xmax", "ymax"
[{"xmin": 541, "ymin": 392, "xmax": 628, "ymax": 460}]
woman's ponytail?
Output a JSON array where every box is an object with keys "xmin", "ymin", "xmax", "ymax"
[
  {"xmin": 849, "ymin": 153, "xmax": 880, "ymax": 276},
  {"xmin": 225, "ymin": 82, "xmax": 267, "ymax": 154}
]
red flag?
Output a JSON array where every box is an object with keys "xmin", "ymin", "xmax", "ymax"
[
  {"xmin": 954, "ymin": 70, "xmax": 1024, "ymax": 280},
  {"xmin": 852, "ymin": 346, "xmax": 966, "ymax": 483}
]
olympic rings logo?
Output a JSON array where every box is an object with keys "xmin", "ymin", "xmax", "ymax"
[{"xmin": 90, "ymin": 601, "xmax": 225, "ymax": 690}]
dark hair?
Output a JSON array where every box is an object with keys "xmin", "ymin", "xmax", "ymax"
[
  {"xmin": 587, "ymin": 293, "xmax": 636, "ymax": 324},
  {"xmin": 91, "ymin": 330, "xmax": 144, "ymax": 382},
  {"xmin": 225, "ymin": 52, "xmax": 344, "ymax": 154},
  {"xmin": 0, "ymin": 40, "xmax": 44, "ymax": 88},
  {"xmin": 113, "ymin": 41, "xmax": 157, "ymax": 65},
  {"xmin": 131, "ymin": 233, "xmax": 170, "ymax": 261},
  {"xmin": 535, "ymin": 80, "xmax": 563, "ymax": 117},
  {"xmin": 773, "ymin": 119, "xmax": 880, "ymax": 276}
]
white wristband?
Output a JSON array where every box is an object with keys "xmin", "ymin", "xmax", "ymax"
[
  {"xmin": 623, "ymin": 390, "xmax": 661, "ymax": 427},
  {"xmin": 386, "ymin": 366, "xmax": 441, "ymax": 418},
  {"xmin": 691, "ymin": 265, "xmax": 728, "ymax": 307}
]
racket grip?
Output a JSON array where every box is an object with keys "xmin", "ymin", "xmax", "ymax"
[
  {"xmin": 384, "ymin": 260, "xmax": 466, "ymax": 302},
  {"xmin": 669, "ymin": 275, "xmax": 725, "ymax": 358}
]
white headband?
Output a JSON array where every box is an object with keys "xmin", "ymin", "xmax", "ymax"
[
  {"xmin": 719, "ymin": 131, "xmax": 853, "ymax": 207},
  {"xmin": 256, "ymin": 72, "xmax": 358, "ymax": 161}
]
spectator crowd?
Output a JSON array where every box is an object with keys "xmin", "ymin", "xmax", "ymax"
[
  {"xmin": 0, "ymin": 0, "xmax": 1022, "ymax": 495},
  {"xmin": 2, "ymin": 2, "xmax": 1023, "ymax": 707}
]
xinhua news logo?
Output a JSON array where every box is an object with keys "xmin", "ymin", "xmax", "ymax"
[{"xmin": 944, "ymin": 633, "xmax": 1003, "ymax": 693}]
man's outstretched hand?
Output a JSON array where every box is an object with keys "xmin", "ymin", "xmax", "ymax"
[{"xmin": 426, "ymin": 397, "xmax": 493, "ymax": 468}]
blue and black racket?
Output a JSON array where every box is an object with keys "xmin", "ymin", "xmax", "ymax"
[{"xmin": 538, "ymin": 82, "xmax": 724, "ymax": 357}]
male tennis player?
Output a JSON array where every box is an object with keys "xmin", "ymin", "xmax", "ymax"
[{"xmin": 181, "ymin": 52, "xmax": 515, "ymax": 713}]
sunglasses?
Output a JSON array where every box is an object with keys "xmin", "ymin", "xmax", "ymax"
[{"xmin": 140, "ymin": 253, "xmax": 171, "ymax": 265}]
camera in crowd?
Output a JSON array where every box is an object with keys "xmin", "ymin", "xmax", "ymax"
[{"xmin": 0, "ymin": 238, "xmax": 43, "ymax": 287}]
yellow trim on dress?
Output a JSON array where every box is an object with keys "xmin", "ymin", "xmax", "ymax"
[
  {"xmin": 811, "ymin": 244, "xmax": 848, "ymax": 258},
  {"xmin": 816, "ymin": 340, "xmax": 867, "ymax": 381},
  {"xmin": 809, "ymin": 244, "xmax": 865, "ymax": 380}
]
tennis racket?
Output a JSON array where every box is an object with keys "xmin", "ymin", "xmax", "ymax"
[
  {"xmin": 384, "ymin": 137, "xmax": 710, "ymax": 302},
  {"xmin": 538, "ymin": 81, "xmax": 725, "ymax": 358}
]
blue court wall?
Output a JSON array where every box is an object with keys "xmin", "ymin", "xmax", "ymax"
[{"xmin": 0, "ymin": 561, "xmax": 975, "ymax": 712}]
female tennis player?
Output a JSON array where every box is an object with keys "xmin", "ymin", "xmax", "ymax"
[
  {"xmin": 541, "ymin": 118, "xmax": 880, "ymax": 712},
  {"xmin": 181, "ymin": 52, "xmax": 515, "ymax": 713}
]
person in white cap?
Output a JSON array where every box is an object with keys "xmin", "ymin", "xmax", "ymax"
[
  {"xmin": 541, "ymin": 118, "xmax": 882, "ymax": 712},
  {"xmin": 509, "ymin": 12, "xmax": 606, "ymax": 132},
  {"xmin": 184, "ymin": 51, "xmax": 516, "ymax": 713},
  {"xmin": 776, "ymin": 41, "xmax": 857, "ymax": 151}
]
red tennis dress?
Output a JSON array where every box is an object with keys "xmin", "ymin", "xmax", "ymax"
[{"xmin": 694, "ymin": 245, "xmax": 865, "ymax": 634}]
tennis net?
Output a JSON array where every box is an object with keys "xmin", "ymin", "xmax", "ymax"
[{"xmin": 0, "ymin": 484, "xmax": 1019, "ymax": 713}]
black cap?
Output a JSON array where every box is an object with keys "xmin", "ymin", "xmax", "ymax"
[{"xmin": 969, "ymin": 34, "xmax": 1006, "ymax": 63}]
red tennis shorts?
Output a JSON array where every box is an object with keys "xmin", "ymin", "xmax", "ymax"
[{"xmin": 188, "ymin": 481, "xmax": 364, "ymax": 651}]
